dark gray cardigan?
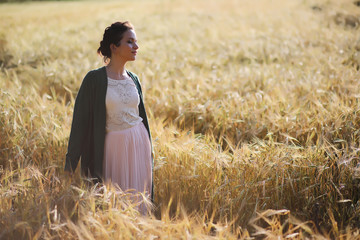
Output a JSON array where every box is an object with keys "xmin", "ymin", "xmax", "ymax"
[{"xmin": 64, "ymin": 66, "xmax": 153, "ymax": 200}]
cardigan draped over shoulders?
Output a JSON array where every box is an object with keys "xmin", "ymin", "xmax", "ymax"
[{"xmin": 64, "ymin": 66, "xmax": 153, "ymax": 200}]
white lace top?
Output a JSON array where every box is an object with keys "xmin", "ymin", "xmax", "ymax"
[{"xmin": 105, "ymin": 77, "xmax": 143, "ymax": 132}]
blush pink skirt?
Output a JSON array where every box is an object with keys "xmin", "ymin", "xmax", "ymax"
[{"xmin": 103, "ymin": 122, "xmax": 152, "ymax": 214}]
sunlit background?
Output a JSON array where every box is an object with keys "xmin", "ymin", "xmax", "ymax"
[{"xmin": 1, "ymin": 0, "xmax": 360, "ymax": 238}]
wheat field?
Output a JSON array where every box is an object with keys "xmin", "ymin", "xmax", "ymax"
[{"xmin": 1, "ymin": 0, "xmax": 360, "ymax": 239}]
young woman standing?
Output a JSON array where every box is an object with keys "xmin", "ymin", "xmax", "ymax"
[{"xmin": 64, "ymin": 22, "xmax": 153, "ymax": 214}]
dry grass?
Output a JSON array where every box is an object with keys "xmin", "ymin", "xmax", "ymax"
[{"xmin": 1, "ymin": 0, "xmax": 360, "ymax": 238}]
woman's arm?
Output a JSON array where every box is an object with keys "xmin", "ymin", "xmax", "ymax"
[{"xmin": 64, "ymin": 71, "xmax": 94, "ymax": 172}]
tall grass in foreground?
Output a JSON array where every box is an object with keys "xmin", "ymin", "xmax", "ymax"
[{"xmin": 1, "ymin": 0, "xmax": 360, "ymax": 238}]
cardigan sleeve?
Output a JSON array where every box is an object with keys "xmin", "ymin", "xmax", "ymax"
[
  {"xmin": 64, "ymin": 71, "xmax": 94, "ymax": 172},
  {"xmin": 131, "ymin": 73, "xmax": 154, "ymax": 154},
  {"xmin": 130, "ymin": 72, "xmax": 143, "ymax": 96}
]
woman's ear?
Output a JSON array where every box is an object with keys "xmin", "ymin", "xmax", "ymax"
[{"xmin": 110, "ymin": 43, "xmax": 117, "ymax": 53}]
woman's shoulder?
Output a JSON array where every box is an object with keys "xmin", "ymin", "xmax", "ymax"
[
  {"xmin": 126, "ymin": 70, "xmax": 139, "ymax": 80},
  {"xmin": 86, "ymin": 66, "xmax": 106, "ymax": 79},
  {"xmin": 81, "ymin": 67, "xmax": 106, "ymax": 85}
]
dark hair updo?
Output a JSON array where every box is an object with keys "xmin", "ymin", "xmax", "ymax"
[{"xmin": 97, "ymin": 21, "xmax": 134, "ymax": 62}]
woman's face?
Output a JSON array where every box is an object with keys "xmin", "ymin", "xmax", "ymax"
[{"xmin": 111, "ymin": 29, "xmax": 139, "ymax": 62}]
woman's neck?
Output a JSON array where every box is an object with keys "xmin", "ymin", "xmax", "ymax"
[{"xmin": 106, "ymin": 61, "xmax": 128, "ymax": 79}]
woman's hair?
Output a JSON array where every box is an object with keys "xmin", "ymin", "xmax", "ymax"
[{"xmin": 97, "ymin": 21, "xmax": 134, "ymax": 62}]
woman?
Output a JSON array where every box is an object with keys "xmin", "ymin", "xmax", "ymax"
[{"xmin": 64, "ymin": 21, "xmax": 153, "ymax": 213}]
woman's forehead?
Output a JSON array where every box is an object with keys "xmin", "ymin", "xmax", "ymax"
[{"xmin": 123, "ymin": 29, "xmax": 137, "ymax": 39}]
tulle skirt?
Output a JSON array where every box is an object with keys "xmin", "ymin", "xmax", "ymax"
[{"xmin": 103, "ymin": 122, "xmax": 152, "ymax": 214}]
